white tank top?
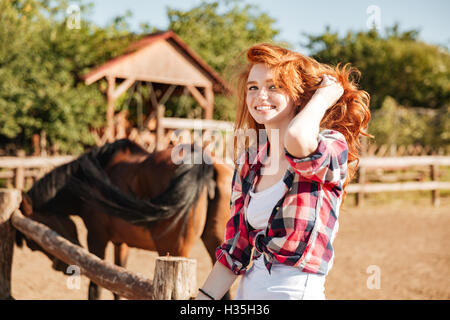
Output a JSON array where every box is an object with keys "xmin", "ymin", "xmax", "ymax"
[
  {"xmin": 240, "ymin": 176, "xmax": 327, "ymax": 300},
  {"xmin": 247, "ymin": 177, "xmax": 286, "ymax": 230}
]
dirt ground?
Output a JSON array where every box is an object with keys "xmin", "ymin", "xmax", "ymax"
[{"xmin": 10, "ymin": 196, "xmax": 450, "ymax": 300}]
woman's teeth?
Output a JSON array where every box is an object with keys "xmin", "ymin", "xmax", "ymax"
[{"xmin": 256, "ymin": 105, "xmax": 275, "ymax": 110}]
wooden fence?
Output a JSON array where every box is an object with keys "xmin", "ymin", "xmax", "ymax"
[
  {"xmin": 0, "ymin": 189, "xmax": 197, "ymax": 300},
  {"xmin": 1, "ymin": 118, "xmax": 450, "ymax": 206},
  {"xmin": 1, "ymin": 153, "xmax": 450, "ymax": 207},
  {"xmin": 347, "ymin": 156, "xmax": 450, "ymax": 206},
  {"xmin": 364, "ymin": 143, "xmax": 447, "ymax": 157},
  {"xmin": 0, "ymin": 156, "xmax": 74, "ymax": 190}
]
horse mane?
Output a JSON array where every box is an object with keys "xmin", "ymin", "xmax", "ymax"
[
  {"xmin": 26, "ymin": 139, "xmax": 215, "ymax": 236},
  {"xmin": 27, "ymin": 139, "xmax": 147, "ymax": 212}
]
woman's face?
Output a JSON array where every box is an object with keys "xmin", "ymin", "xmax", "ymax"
[{"xmin": 246, "ymin": 63, "xmax": 296, "ymax": 128}]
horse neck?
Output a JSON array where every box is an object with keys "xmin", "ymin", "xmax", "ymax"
[{"xmin": 114, "ymin": 152, "xmax": 173, "ymax": 200}]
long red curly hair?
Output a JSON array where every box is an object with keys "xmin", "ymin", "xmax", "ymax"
[{"xmin": 231, "ymin": 43, "xmax": 372, "ymax": 201}]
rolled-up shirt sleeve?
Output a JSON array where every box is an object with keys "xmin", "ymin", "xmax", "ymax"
[
  {"xmin": 215, "ymin": 156, "xmax": 253, "ymax": 275},
  {"xmin": 284, "ymin": 129, "xmax": 348, "ymax": 186}
]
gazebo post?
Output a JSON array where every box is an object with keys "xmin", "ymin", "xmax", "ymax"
[
  {"xmin": 186, "ymin": 85, "xmax": 214, "ymax": 119},
  {"xmin": 106, "ymin": 76, "xmax": 116, "ymax": 143},
  {"xmin": 105, "ymin": 77, "xmax": 136, "ymax": 143},
  {"xmin": 155, "ymin": 104, "xmax": 166, "ymax": 151},
  {"xmin": 204, "ymin": 86, "xmax": 214, "ymax": 120}
]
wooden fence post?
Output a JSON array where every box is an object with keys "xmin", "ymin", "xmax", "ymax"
[
  {"xmin": 152, "ymin": 256, "xmax": 196, "ymax": 300},
  {"xmin": 356, "ymin": 166, "xmax": 366, "ymax": 207},
  {"xmin": 14, "ymin": 150, "xmax": 25, "ymax": 190},
  {"xmin": 431, "ymin": 164, "xmax": 440, "ymax": 207},
  {"xmin": 155, "ymin": 104, "xmax": 166, "ymax": 151},
  {"xmin": 0, "ymin": 189, "xmax": 21, "ymax": 300}
]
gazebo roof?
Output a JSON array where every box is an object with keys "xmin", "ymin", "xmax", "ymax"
[{"xmin": 82, "ymin": 30, "xmax": 231, "ymax": 94}]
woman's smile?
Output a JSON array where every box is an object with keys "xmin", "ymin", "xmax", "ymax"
[{"xmin": 255, "ymin": 104, "xmax": 277, "ymax": 111}]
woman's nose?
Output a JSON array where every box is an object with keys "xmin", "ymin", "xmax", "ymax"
[{"xmin": 257, "ymin": 87, "xmax": 268, "ymax": 99}]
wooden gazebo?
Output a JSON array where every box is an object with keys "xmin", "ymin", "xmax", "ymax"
[{"xmin": 82, "ymin": 30, "xmax": 231, "ymax": 144}]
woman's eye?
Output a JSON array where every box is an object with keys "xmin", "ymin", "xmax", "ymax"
[
  {"xmin": 269, "ymin": 85, "xmax": 277, "ymax": 89},
  {"xmin": 248, "ymin": 86, "xmax": 258, "ymax": 90}
]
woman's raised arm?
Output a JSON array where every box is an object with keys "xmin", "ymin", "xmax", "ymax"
[{"xmin": 285, "ymin": 75, "xmax": 344, "ymax": 158}]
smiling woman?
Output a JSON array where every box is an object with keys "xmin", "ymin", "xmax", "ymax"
[{"xmin": 196, "ymin": 42, "xmax": 371, "ymax": 300}]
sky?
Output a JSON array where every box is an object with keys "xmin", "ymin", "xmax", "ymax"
[{"xmin": 84, "ymin": 0, "xmax": 450, "ymax": 52}]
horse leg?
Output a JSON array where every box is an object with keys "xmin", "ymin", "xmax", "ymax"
[
  {"xmin": 87, "ymin": 230, "xmax": 109, "ymax": 300},
  {"xmin": 113, "ymin": 243, "xmax": 129, "ymax": 300}
]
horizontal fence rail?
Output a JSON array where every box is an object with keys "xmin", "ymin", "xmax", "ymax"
[
  {"xmin": 347, "ymin": 181, "xmax": 450, "ymax": 193},
  {"xmin": 12, "ymin": 209, "xmax": 155, "ymax": 300},
  {"xmin": 160, "ymin": 117, "xmax": 234, "ymax": 131},
  {"xmin": 349, "ymin": 155, "xmax": 450, "ymax": 207},
  {"xmin": 358, "ymin": 156, "xmax": 450, "ymax": 168},
  {"xmin": 0, "ymin": 156, "xmax": 74, "ymax": 168}
]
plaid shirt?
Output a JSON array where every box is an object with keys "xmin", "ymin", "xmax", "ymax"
[{"xmin": 216, "ymin": 129, "xmax": 348, "ymax": 275}]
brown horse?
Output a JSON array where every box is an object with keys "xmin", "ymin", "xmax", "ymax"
[{"xmin": 17, "ymin": 139, "xmax": 233, "ymax": 300}]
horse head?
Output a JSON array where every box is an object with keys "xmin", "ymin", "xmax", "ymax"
[{"xmin": 16, "ymin": 191, "xmax": 81, "ymax": 273}]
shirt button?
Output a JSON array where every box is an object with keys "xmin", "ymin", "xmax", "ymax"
[{"xmin": 275, "ymin": 206, "xmax": 280, "ymax": 211}]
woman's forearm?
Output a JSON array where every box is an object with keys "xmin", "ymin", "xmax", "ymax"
[
  {"xmin": 285, "ymin": 75, "xmax": 344, "ymax": 158},
  {"xmin": 285, "ymin": 95, "xmax": 328, "ymax": 158},
  {"xmin": 195, "ymin": 261, "xmax": 239, "ymax": 300}
]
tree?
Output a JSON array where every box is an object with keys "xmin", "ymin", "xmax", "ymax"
[
  {"xmin": 369, "ymin": 96, "xmax": 438, "ymax": 147},
  {"xmin": 0, "ymin": 0, "xmax": 138, "ymax": 154},
  {"xmin": 303, "ymin": 25, "xmax": 450, "ymax": 110}
]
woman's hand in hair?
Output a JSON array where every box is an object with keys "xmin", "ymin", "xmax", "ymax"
[
  {"xmin": 285, "ymin": 75, "xmax": 343, "ymax": 158},
  {"xmin": 310, "ymin": 74, "xmax": 344, "ymax": 111}
]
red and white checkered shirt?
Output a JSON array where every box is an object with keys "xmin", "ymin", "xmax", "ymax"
[{"xmin": 216, "ymin": 129, "xmax": 349, "ymax": 275}]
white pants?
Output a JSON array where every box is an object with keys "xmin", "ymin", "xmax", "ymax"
[{"xmin": 234, "ymin": 256, "xmax": 326, "ymax": 300}]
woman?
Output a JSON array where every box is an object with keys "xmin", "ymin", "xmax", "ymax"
[{"xmin": 196, "ymin": 43, "xmax": 371, "ymax": 300}]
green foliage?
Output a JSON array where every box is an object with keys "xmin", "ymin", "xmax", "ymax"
[
  {"xmin": 435, "ymin": 105, "xmax": 450, "ymax": 146},
  {"xmin": 0, "ymin": 0, "xmax": 138, "ymax": 154},
  {"xmin": 369, "ymin": 96, "xmax": 430, "ymax": 146},
  {"xmin": 304, "ymin": 25, "xmax": 450, "ymax": 110},
  {"xmin": 369, "ymin": 96, "xmax": 449, "ymax": 149},
  {"xmin": 304, "ymin": 25, "xmax": 450, "ymax": 149},
  {"xmin": 167, "ymin": 0, "xmax": 279, "ymax": 75}
]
